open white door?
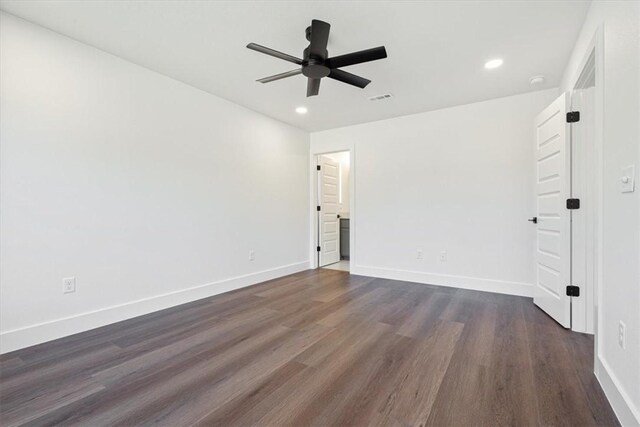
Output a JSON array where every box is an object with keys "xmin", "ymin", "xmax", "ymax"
[
  {"xmin": 533, "ymin": 93, "xmax": 571, "ymax": 328},
  {"xmin": 318, "ymin": 155, "xmax": 340, "ymax": 267}
]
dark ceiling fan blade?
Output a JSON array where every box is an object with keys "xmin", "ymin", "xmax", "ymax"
[
  {"xmin": 246, "ymin": 43, "xmax": 303, "ymax": 65},
  {"xmin": 308, "ymin": 19, "xmax": 330, "ymax": 59},
  {"xmin": 257, "ymin": 69, "xmax": 303, "ymax": 83},
  {"xmin": 307, "ymin": 78, "xmax": 321, "ymax": 97},
  {"xmin": 327, "ymin": 69, "xmax": 371, "ymax": 88},
  {"xmin": 325, "ymin": 46, "xmax": 387, "ymax": 69}
]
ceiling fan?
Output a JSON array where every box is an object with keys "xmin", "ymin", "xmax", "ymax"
[{"xmin": 247, "ymin": 19, "xmax": 387, "ymax": 97}]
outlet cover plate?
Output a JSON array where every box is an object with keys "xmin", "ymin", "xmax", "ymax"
[
  {"xmin": 63, "ymin": 277, "xmax": 76, "ymax": 294},
  {"xmin": 619, "ymin": 321, "xmax": 626, "ymax": 349}
]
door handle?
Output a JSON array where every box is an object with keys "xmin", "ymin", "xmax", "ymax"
[{"xmin": 528, "ymin": 217, "xmax": 538, "ymax": 224}]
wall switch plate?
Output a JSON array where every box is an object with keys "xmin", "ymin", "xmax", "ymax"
[
  {"xmin": 618, "ymin": 321, "xmax": 626, "ymax": 349},
  {"xmin": 416, "ymin": 249, "xmax": 423, "ymax": 260},
  {"xmin": 621, "ymin": 165, "xmax": 635, "ymax": 193},
  {"xmin": 440, "ymin": 251, "xmax": 447, "ymax": 262},
  {"xmin": 249, "ymin": 250, "xmax": 255, "ymax": 261},
  {"xmin": 63, "ymin": 277, "xmax": 76, "ymax": 294}
]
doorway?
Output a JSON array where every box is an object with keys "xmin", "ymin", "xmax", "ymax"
[
  {"xmin": 316, "ymin": 151, "xmax": 351, "ymax": 272},
  {"xmin": 569, "ymin": 50, "xmax": 597, "ymax": 334},
  {"xmin": 533, "ymin": 39, "xmax": 600, "ymax": 335}
]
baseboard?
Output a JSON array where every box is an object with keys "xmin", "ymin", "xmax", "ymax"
[
  {"xmin": 596, "ymin": 356, "xmax": 640, "ymax": 426},
  {"xmin": 351, "ymin": 265, "xmax": 533, "ymax": 297},
  {"xmin": 0, "ymin": 261, "xmax": 309, "ymax": 354}
]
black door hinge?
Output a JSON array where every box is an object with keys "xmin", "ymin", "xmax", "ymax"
[
  {"xmin": 566, "ymin": 198, "xmax": 580, "ymax": 209},
  {"xmin": 566, "ymin": 285, "xmax": 580, "ymax": 297},
  {"xmin": 316, "ymin": 246, "xmax": 321, "ymax": 252},
  {"xmin": 566, "ymin": 111, "xmax": 580, "ymax": 123},
  {"xmin": 317, "ymin": 165, "xmax": 321, "ymax": 171},
  {"xmin": 317, "ymin": 206, "xmax": 321, "ymax": 211}
]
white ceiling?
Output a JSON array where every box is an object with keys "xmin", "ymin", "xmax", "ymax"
[{"xmin": 0, "ymin": 1, "xmax": 590, "ymax": 131}]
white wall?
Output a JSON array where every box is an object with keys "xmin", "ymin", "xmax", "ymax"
[
  {"xmin": 0, "ymin": 13, "xmax": 310, "ymax": 354},
  {"xmin": 312, "ymin": 89, "xmax": 557, "ymax": 297},
  {"xmin": 561, "ymin": 1, "xmax": 640, "ymax": 424}
]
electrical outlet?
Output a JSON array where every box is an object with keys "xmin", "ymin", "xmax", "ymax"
[
  {"xmin": 249, "ymin": 250, "xmax": 255, "ymax": 261},
  {"xmin": 63, "ymin": 277, "xmax": 76, "ymax": 294},
  {"xmin": 439, "ymin": 251, "xmax": 447, "ymax": 262},
  {"xmin": 619, "ymin": 321, "xmax": 626, "ymax": 349},
  {"xmin": 416, "ymin": 249, "xmax": 423, "ymax": 260}
]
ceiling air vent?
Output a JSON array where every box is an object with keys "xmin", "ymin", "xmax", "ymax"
[{"xmin": 368, "ymin": 93, "xmax": 393, "ymax": 101}]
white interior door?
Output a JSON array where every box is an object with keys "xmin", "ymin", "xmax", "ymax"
[
  {"xmin": 533, "ymin": 93, "xmax": 571, "ymax": 328},
  {"xmin": 318, "ymin": 155, "xmax": 340, "ymax": 267}
]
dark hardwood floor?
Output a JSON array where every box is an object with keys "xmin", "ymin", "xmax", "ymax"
[{"xmin": 0, "ymin": 269, "xmax": 618, "ymax": 426}]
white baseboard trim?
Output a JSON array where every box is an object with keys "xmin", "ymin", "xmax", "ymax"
[
  {"xmin": 350, "ymin": 265, "xmax": 533, "ymax": 297},
  {"xmin": 596, "ymin": 356, "xmax": 640, "ymax": 426},
  {"xmin": 0, "ymin": 261, "xmax": 309, "ymax": 355}
]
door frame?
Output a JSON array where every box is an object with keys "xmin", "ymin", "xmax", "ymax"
[
  {"xmin": 569, "ymin": 50, "xmax": 597, "ymax": 335},
  {"xmin": 566, "ymin": 26, "xmax": 603, "ymax": 354},
  {"xmin": 309, "ymin": 148, "xmax": 355, "ymax": 270}
]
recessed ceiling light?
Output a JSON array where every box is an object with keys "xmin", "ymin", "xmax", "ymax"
[
  {"xmin": 484, "ymin": 58, "xmax": 503, "ymax": 69},
  {"xmin": 295, "ymin": 106, "xmax": 308, "ymax": 114}
]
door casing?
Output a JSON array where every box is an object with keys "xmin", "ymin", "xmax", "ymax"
[{"xmin": 569, "ymin": 54, "xmax": 596, "ymax": 334}]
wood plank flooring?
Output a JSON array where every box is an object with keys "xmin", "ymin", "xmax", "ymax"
[{"xmin": 0, "ymin": 269, "xmax": 619, "ymax": 426}]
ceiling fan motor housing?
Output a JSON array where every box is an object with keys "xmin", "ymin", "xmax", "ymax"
[
  {"xmin": 302, "ymin": 49, "xmax": 330, "ymax": 78},
  {"xmin": 302, "ymin": 26, "xmax": 330, "ymax": 78}
]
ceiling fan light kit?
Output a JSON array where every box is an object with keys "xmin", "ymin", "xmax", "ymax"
[{"xmin": 247, "ymin": 19, "xmax": 388, "ymax": 97}]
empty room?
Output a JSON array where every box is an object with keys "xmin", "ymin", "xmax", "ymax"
[{"xmin": 1, "ymin": 1, "xmax": 639, "ymax": 426}]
